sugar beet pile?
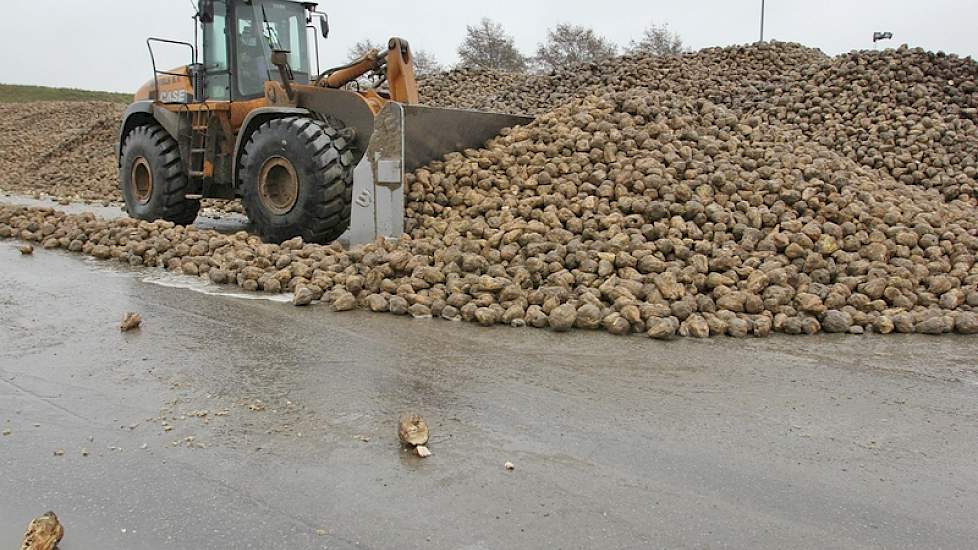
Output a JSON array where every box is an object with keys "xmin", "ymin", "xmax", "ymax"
[
  {"xmin": 3, "ymin": 42, "xmax": 978, "ymax": 337},
  {"xmin": 422, "ymin": 42, "xmax": 978, "ymax": 201},
  {"xmin": 0, "ymin": 101, "xmax": 123, "ymax": 202}
]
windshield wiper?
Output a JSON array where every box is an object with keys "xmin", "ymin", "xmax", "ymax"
[{"xmin": 260, "ymin": 5, "xmax": 282, "ymax": 50}]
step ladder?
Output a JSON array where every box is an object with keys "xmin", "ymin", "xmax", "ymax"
[{"xmin": 186, "ymin": 108, "xmax": 210, "ymax": 200}]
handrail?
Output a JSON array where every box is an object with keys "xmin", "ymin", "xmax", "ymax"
[{"xmin": 146, "ymin": 37, "xmax": 197, "ymax": 101}]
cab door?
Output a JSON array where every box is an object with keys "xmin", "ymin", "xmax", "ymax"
[{"xmin": 202, "ymin": 1, "xmax": 231, "ymax": 100}]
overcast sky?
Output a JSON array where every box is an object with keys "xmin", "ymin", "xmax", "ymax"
[{"xmin": 2, "ymin": 0, "xmax": 976, "ymax": 93}]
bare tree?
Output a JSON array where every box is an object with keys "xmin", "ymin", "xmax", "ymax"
[
  {"xmin": 534, "ymin": 24, "xmax": 618, "ymax": 72},
  {"xmin": 413, "ymin": 50, "xmax": 443, "ymax": 76},
  {"xmin": 457, "ymin": 18, "xmax": 528, "ymax": 72},
  {"xmin": 348, "ymin": 40, "xmax": 441, "ymax": 76},
  {"xmin": 627, "ymin": 23, "xmax": 689, "ymax": 56},
  {"xmin": 347, "ymin": 39, "xmax": 386, "ymax": 62}
]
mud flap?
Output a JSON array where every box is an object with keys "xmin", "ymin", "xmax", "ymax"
[{"xmin": 345, "ymin": 103, "xmax": 533, "ymax": 246}]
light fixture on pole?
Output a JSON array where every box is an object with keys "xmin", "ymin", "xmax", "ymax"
[
  {"xmin": 872, "ymin": 31, "xmax": 893, "ymax": 50},
  {"xmin": 760, "ymin": 0, "xmax": 766, "ymax": 42}
]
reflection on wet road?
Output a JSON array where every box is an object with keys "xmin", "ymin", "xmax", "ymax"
[{"xmin": 1, "ymin": 240, "xmax": 978, "ymax": 549}]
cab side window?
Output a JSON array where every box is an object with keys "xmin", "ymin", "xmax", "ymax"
[
  {"xmin": 202, "ymin": 2, "xmax": 230, "ymax": 100},
  {"xmin": 235, "ymin": 16, "xmax": 269, "ymax": 98}
]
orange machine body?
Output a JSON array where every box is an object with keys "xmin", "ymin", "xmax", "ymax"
[{"xmin": 134, "ymin": 35, "xmax": 418, "ymax": 138}]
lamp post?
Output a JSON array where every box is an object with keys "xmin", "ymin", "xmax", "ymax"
[{"xmin": 760, "ymin": 0, "xmax": 766, "ymax": 42}]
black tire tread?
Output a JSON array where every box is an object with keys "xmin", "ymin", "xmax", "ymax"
[
  {"xmin": 239, "ymin": 116, "xmax": 354, "ymax": 244},
  {"xmin": 120, "ymin": 124, "xmax": 200, "ymax": 226}
]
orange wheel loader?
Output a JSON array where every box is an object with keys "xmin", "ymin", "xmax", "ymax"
[{"xmin": 118, "ymin": 0, "xmax": 530, "ymax": 244}]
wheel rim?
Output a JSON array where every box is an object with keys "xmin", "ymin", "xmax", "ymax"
[
  {"xmin": 258, "ymin": 156, "xmax": 299, "ymax": 215},
  {"xmin": 131, "ymin": 157, "xmax": 153, "ymax": 205}
]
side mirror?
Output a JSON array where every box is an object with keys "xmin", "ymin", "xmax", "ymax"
[
  {"xmin": 199, "ymin": 0, "xmax": 214, "ymax": 23},
  {"xmin": 319, "ymin": 14, "xmax": 329, "ymax": 39}
]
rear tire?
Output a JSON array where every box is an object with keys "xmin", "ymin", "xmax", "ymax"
[
  {"xmin": 240, "ymin": 117, "xmax": 354, "ymax": 244},
  {"xmin": 119, "ymin": 124, "xmax": 200, "ymax": 226}
]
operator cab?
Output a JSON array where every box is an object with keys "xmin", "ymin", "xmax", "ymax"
[
  {"xmin": 139, "ymin": 0, "xmax": 326, "ymax": 104},
  {"xmin": 200, "ymin": 0, "xmax": 321, "ymax": 101}
]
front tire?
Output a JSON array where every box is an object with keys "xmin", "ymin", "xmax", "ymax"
[
  {"xmin": 119, "ymin": 124, "xmax": 200, "ymax": 226},
  {"xmin": 240, "ymin": 117, "xmax": 354, "ymax": 244}
]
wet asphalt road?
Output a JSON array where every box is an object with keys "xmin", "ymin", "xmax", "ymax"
[{"xmin": 2, "ymin": 239, "xmax": 978, "ymax": 549}]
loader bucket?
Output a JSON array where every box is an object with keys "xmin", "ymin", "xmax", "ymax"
[{"xmin": 346, "ymin": 103, "xmax": 533, "ymax": 246}]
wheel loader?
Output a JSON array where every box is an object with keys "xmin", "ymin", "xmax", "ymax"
[{"xmin": 118, "ymin": 0, "xmax": 530, "ymax": 245}]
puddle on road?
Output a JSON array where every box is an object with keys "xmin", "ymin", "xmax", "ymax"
[
  {"xmin": 3, "ymin": 195, "xmax": 291, "ymax": 304},
  {"xmin": 2, "ymin": 196, "xmax": 336, "ymax": 306},
  {"xmin": 141, "ymin": 270, "xmax": 293, "ymax": 303},
  {"xmin": 0, "ymin": 194, "xmax": 250, "ymax": 233},
  {"xmin": 0, "ymin": 193, "xmax": 124, "ymax": 218},
  {"xmin": 79, "ymin": 254, "xmax": 294, "ymax": 304}
]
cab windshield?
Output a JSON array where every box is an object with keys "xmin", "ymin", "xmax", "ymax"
[{"xmin": 235, "ymin": 0, "xmax": 309, "ymax": 97}]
